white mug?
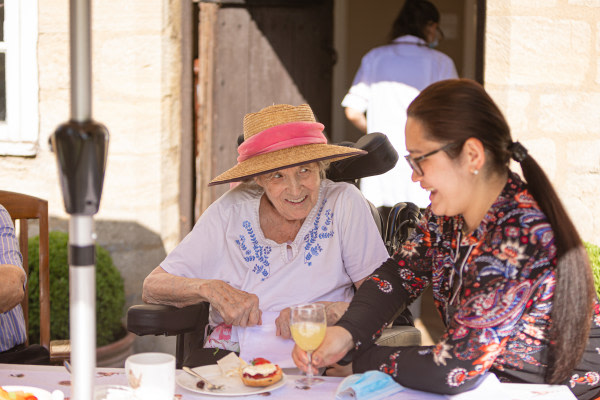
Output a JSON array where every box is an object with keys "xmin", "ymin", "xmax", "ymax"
[{"xmin": 125, "ymin": 352, "xmax": 175, "ymax": 400}]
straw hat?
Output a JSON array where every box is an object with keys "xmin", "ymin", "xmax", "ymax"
[{"xmin": 209, "ymin": 104, "xmax": 365, "ymax": 185}]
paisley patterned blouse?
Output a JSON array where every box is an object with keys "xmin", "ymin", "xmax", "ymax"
[{"xmin": 337, "ymin": 173, "xmax": 600, "ymax": 400}]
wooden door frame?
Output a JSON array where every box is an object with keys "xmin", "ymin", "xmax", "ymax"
[
  {"xmin": 194, "ymin": 2, "xmax": 219, "ymax": 222},
  {"xmin": 180, "ymin": 0, "xmax": 196, "ymax": 237},
  {"xmin": 190, "ymin": 0, "xmax": 487, "ymax": 224},
  {"xmin": 475, "ymin": 0, "xmax": 486, "ymax": 84}
]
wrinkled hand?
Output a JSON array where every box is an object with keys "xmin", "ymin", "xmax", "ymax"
[
  {"xmin": 325, "ymin": 302, "xmax": 349, "ymax": 325},
  {"xmin": 275, "ymin": 307, "xmax": 292, "ymax": 339},
  {"xmin": 204, "ymin": 280, "xmax": 262, "ymax": 327},
  {"xmin": 292, "ymin": 326, "xmax": 354, "ymax": 373}
]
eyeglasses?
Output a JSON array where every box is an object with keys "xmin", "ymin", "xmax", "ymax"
[{"xmin": 404, "ymin": 142, "xmax": 457, "ymax": 176}]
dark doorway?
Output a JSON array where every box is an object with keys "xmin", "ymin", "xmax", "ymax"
[
  {"xmin": 331, "ymin": 0, "xmax": 486, "ymax": 143},
  {"xmin": 194, "ymin": 0, "xmax": 335, "ymax": 217},
  {"xmin": 190, "ymin": 0, "xmax": 485, "ymax": 220}
]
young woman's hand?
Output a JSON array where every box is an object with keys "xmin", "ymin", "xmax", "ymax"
[{"xmin": 292, "ymin": 326, "xmax": 354, "ymax": 373}]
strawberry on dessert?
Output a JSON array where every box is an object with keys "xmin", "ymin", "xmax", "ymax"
[{"xmin": 241, "ymin": 358, "xmax": 283, "ymax": 387}]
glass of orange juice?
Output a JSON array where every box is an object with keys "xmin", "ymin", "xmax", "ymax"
[{"xmin": 290, "ymin": 303, "xmax": 327, "ymax": 387}]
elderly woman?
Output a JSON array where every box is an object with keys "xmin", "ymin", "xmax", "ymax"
[
  {"xmin": 293, "ymin": 80, "xmax": 600, "ymax": 399},
  {"xmin": 143, "ymin": 104, "xmax": 389, "ymax": 367}
]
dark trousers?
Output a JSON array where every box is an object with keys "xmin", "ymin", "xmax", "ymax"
[{"xmin": 0, "ymin": 343, "xmax": 50, "ymax": 365}]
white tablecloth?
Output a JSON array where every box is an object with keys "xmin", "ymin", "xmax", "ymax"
[{"xmin": 0, "ymin": 363, "xmax": 576, "ymax": 400}]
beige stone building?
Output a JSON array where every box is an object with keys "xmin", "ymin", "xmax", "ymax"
[
  {"xmin": 0, "ymin": 0, "xmax": 598, "ymax": 356},
  {"xmin": 485, "ymin": 1, "xmax": 600, "ymax": 244}
]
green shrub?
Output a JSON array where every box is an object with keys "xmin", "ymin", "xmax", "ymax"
[
  {"xmin": 586, "ymin": 242, "xmax": 600, "ymax": 298},
  {"xmin": 27, "ymin": 231, "xmax": 126, "ymax": 347}
]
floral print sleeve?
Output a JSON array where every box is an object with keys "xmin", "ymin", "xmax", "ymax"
[
  {"xmin": 336, "ymin": 173, "xmax": 600, "ymax": 399},
  {"xmin": 335, "ymin": 211, "xmax": 434, "ymax": 351}
]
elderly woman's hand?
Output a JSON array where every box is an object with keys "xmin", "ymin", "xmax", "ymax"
[
  {"xmin": 275, "ymin": 307, "xmax": 292, "ymax": 339},
  {"xmin": 203, "ymin": 280, "xmax": 262, "ymax": 327},
  {"xmin": 324, "ymin": 302, "xmax": 349, "ymax": 325}
]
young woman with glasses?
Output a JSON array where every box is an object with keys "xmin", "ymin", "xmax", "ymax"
[{"xmin": 293, "ymin": 79, "xmax": 600, "ymax": 400}]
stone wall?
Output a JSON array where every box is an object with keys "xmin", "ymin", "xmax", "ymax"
[
  {"xmin": 485, "ymin": 0, "xmax": 600, "ymax": 245},
  {"xmin": 0, "ymin": 0, "xmax": 184, "ymax": 354},
  {"xmin": 3, "ymin": 0, "xmax": 599, "ymax": 361}
]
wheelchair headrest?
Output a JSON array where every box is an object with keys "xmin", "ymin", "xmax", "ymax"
[{"xmin": 326, "ymin": 132, "xmax": 398, "ymax": 182}]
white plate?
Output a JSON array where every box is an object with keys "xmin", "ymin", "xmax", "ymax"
[
  {"xmin": 1, "ymin": 386, "xmax": 63, "ymax": 400},
  {"xmin": 176, "ymin": 365, "xmax": 286, "ymax": 396}
]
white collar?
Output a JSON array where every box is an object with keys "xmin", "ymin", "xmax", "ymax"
[{"xmin": 392, "ymin": 35, "xmax": 427, "ymax": 46}]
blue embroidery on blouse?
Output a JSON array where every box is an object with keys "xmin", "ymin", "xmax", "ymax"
[
  {"xmin": 303, "ymin": 199, "xmax": 334, "ymax": 266},
  {"xmin": 235, "ymin": 220, "xmax": 272, "ymax": 280}
]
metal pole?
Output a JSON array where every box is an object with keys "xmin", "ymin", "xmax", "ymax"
[
  {"xmin": 70, "ymin": 0, "xmax": 91, "ymax": 121},
  {"xmin": 69, "ymin": 216, "xmax": 96, "ymax": 400},
  {"xmin": 69, "ymin": 1, "xmax": 95, "ymax": 398},
  {"xmin": 52, "ymin": 0, "xmax": 109, "ymax": 399}
]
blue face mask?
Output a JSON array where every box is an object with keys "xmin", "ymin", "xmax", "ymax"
[{"xmin": 428, "ymin": 39, "xmax": 439, "ymax": 49}]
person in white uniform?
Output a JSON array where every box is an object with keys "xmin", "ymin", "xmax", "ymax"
[
  {"xmin": 342, "ymin": 0, "xmax": 458, "ymax": 211},
  {"xmin": 142, "ymin": 103, "xmax": 389, "ymax": 368}
]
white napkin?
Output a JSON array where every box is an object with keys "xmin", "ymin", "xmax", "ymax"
[{"xmin": 237, "ymin": 311, "xmax": 296, "ymax": 368}]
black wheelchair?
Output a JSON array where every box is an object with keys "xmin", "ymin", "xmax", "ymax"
[{"xmin": 127, "ymin": 132, "xmax": 422, "ymax": 368}]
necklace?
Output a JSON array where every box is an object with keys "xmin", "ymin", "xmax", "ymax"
[{"xmin": 446, "ymin": 231, "xmax": 475, "ymax": 326}]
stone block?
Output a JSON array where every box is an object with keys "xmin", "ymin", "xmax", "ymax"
[
  {"xmin": 597, "ymin": 23, "xmax": 600, "ymax": 83},
  {"xmin": 38, "ymin": 94, "xmax": 69, "ymax": 137},
  {"xmin": 486, "ymin": 0, "xmax": 558, "ymax": 15},
  {"xmin": 564, "ymin": 173, "xmax": 600, "ymax": 240},
  {"xmin": 93, "ymin": 34, "xmax": 162, "ymax": 100},
  {"xmin": 38, "ymin": 0, "xmax": 68, "ymax": 34},
  {"xmin": 92, "ymin": 0, "xmax": 162, "ymax": 33},
  {"xmin": 37, "ymin": 34, "xmax": 70, "ymax": 91},
  {"xmin": 508, "ymin": 17, "xmax": 590, "ymax": 85},
  {"xmin": 521, "ymin": 138, "xmax": 556, "ymax": 181},
  {"xmin": 486, "ymin": 0, "xmax": 508, "ymax": 14},
  {"xmin": 512, "ymin": 0, "xmax": 558, "ymax": 8},
  {"xmin": 566, "ymin": 140, "xmax": 600, "ymax": 173},
  {"xmin": 568, "ymin": 0, "xmax": 600, "ymax": 6},
  {"xmin": 100, "ymin": 156, "xmax": 163, "ymax": 227},
  {"xmin": 92, "ymin": 100, "xmax": 162, "ymax": 155},
  {"xmin": 485, "ymin": 17, "xmax": 512, "ymax": 85},
  {"xmin": 539, "ymin": 92, "xmax": 600, "ymax": 134},
  {"xmin": 502, "ymin": 90, "xmax": 531, "ymax": 136}
]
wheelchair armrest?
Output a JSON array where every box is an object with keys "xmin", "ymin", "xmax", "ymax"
[{"xmin": 126, "ymin": 302, "xmax": 209, "ymax": 337}]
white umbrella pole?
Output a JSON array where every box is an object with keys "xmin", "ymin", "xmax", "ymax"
[
  {"xmin": 70, "ymin": 0, "xmax": 91, "ymax": 121},
  {"xmin": 70, "ymin": 2, "xmax": 95, "ymax": 400},
  {"xmin": 69, "ymin": 216, "xmax": 96, "ymax": 400},
  {"xmin": 52, "ymin": 1, "xmax": 109, "ymax": 399}
]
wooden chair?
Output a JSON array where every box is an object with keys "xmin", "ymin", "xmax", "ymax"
[{"xmin": 0, "ymin": 190, "xmax": 67, "ymax": 363}]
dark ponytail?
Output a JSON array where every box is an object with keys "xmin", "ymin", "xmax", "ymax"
[
  {"xmin": 408, "ymin": 79, "xmax": 594, "ymax": 384},
  {"xmin": 513, "ymin": 148, "xmax": 594, "ymax": 384},
  {"xmin": 390, "ymin": 0, "xmax": 440, "ymax": 42}
]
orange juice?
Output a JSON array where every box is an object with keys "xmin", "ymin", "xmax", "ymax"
[{"xmin": 290, "ymin": 321, "xmax": 326, "ymax": 351}]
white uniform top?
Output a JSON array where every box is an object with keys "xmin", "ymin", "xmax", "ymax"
[
  {"xmin": 161, "ymin": 179, "xmax": 388, "ymax": 365},
  {"xmin": 342, "ymin": 35, "xmax": 458, "ymax": 208}
]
